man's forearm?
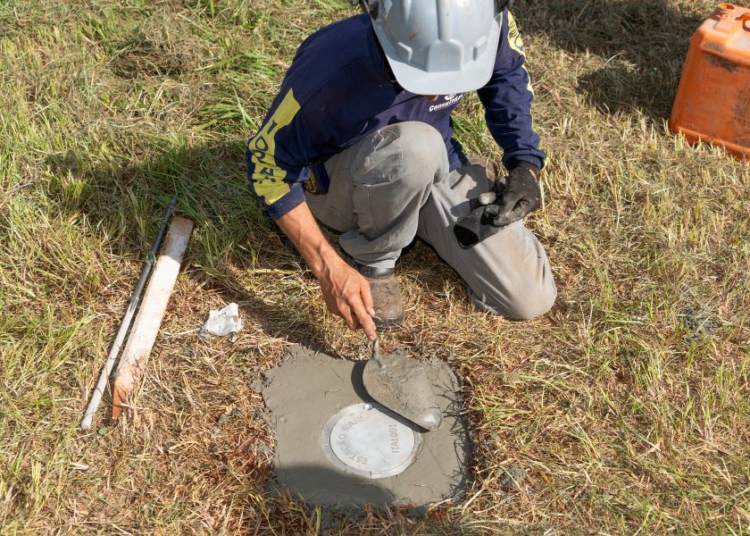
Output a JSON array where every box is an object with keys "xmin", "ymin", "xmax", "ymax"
[
  {"xmin": 275, "ymin": 201, "xmax": 377, "ymax": 339},
  {"xmin": 275, "ymin": 202, "xmax": 340, "ymax": 278}
]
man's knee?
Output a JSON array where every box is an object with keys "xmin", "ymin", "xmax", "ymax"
[
  {"xmin": 470, "ymin": 272, "xmax": 557, "ymax": 320},
  {"xmin": 381, "ymin": 122, "xmax": 447, "ymax": 189},
  {"xmin": 503, "ymin": 282, "xmax": 557, "ymax": 320},
  {"xmin": 389, "ymin": 121, "xmax": 445, "ymax": 158}
]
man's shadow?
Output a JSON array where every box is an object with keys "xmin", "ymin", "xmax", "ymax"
[
  {"xmin": 44, "ymin": 140, "xmax": 330, "ymax": 351},
  {"xmin": 517, "ymin": 0, "xmax": 706, "ymax": 120}
]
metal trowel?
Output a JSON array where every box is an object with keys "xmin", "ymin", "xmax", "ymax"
[{"xmin": 362, "ymin": 338, "xmax": 442, "ymax": 431}]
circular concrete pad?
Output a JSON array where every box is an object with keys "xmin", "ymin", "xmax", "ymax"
[{"xmin": 322, "ymin": 403, "xmax": 421, "ymax": 479}]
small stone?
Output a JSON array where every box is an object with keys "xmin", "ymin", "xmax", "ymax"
[
  {"xmin": 249, "ymin": 444, "xmax": 274, "ymax": 458},
  {"xmin": 497, "ymin": 464, "xmax": 526, "ymax": 490},
  {"xmin": 254, "ymin": 410, "xmax": 272, "ymax": 424},
  {"xmin": 218, "ymin": 407, "xmax": 242, "ymax": 425}
]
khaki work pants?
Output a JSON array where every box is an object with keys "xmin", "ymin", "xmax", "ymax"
[{"xmin": 305, "ymin": 122, "xmax": 556, "ymax": 319}]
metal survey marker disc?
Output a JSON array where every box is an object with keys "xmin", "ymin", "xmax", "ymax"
[{"xmin": 321, "ymin": 403, "xmax": 421, "ymax": 479}]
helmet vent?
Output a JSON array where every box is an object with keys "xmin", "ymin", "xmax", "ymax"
[
  {"xmin": 473, "ymin": 36, "xmax": 488, "ymax": 61},
  {"xmin": 397, "ymin": 43, "xmax": 413, "ymax": 62}
]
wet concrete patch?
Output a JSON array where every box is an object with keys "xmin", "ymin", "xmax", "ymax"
[
  {"xmin": 262, "ymin": 345, "xmax": 471, "ymax": 509},
  {"xmin": 363, "ymin": 350, "xmax": 442, "ymax": 431}
]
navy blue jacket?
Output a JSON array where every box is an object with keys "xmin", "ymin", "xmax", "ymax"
[{"xmin": 248, "ymin": 12, "xmax": 546, "ymax": 220}]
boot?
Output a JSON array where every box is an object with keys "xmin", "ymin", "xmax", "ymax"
[
  {"xmin": 367, "ymin": 273, "xmax": 405, "ymax": 330},
  {"xmin": 346, "ymin": 256, "xmax": 404, "ymax": 329}
]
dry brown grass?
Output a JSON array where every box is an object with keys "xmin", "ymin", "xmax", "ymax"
[{"xmin": 1, "ymin": 0, "xmax": 749, "ymax": 534}]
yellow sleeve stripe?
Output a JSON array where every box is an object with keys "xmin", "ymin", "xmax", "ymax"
[
  {"xmin": 507, "ymin": 12, "xmax": 525, "ymax": 58},
  {"xmin": 507, "ymin": 12, "xmax": 534, "ymax": 94},
  {"xmin": 248, "ymin": 89, "xmax": 302, "ymax": 206}
]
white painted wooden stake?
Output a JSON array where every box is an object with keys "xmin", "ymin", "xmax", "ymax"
[
  {"xmin": 111, "ymin": 216, "xmax": 193, "ymax": 421},
  {"xmin": 80, "ymin": 198, "xmax": 178, "ymax": 431}
]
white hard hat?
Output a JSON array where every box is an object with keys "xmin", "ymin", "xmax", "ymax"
[{"xmin": 367, "ymin": 0, "xmax": 508, "ymax": 94}]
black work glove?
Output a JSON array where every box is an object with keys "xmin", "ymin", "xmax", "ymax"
[
  {"xmin": 453, "ymin": 161, "xmax": 541, "ymax": 249},
  {"xmin": 487, "ymin": 161, "xmax": 541, "ymax": 227}
]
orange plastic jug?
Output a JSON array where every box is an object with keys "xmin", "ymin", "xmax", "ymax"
[{"xmin": 669, "ymin": 4, "xmax": 750, "ymax": 160}]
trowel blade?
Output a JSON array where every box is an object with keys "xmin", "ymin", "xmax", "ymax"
[{"xmin": 362, "ymin": 351, "xmax": 442, "ymax": 431}]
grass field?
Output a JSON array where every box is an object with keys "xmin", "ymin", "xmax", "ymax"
[{"xmin": 2, "ymin": 0, "xmax": 749, "ymax": 533}]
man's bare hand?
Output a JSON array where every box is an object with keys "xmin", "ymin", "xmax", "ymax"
[
  {"xmin": 276, "ymin": 202, "xmax": 377, "ymax": 341},
  {"xmin": 319, "ymin": 257, "xmax": 377, "ymax": 340}
]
